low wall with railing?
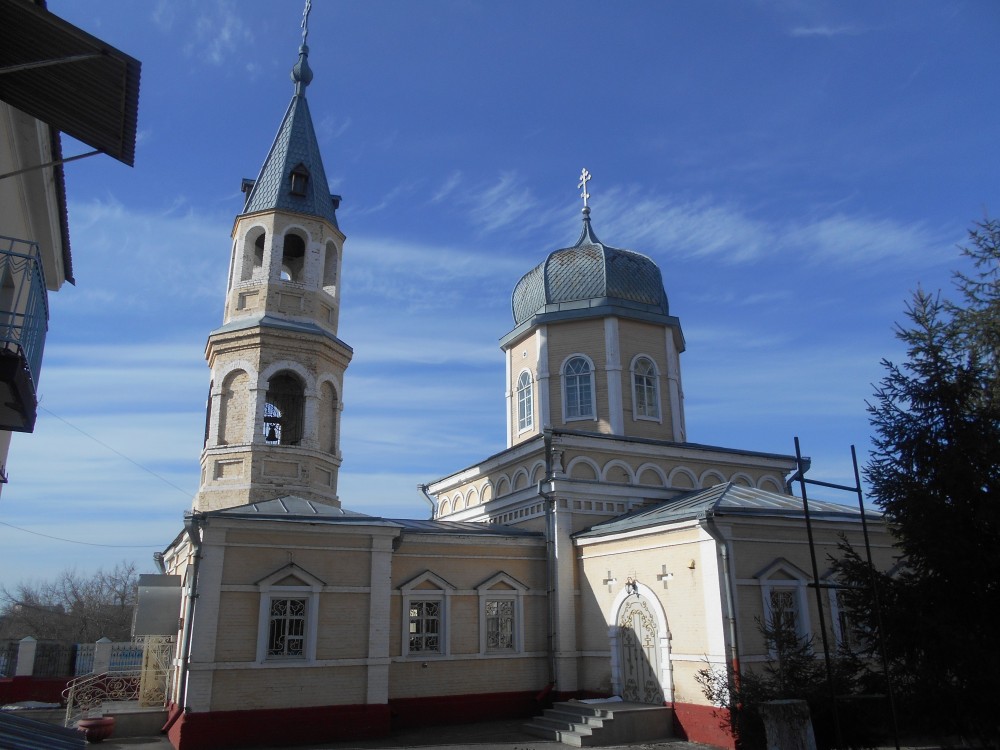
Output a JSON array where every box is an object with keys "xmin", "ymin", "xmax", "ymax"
[{"xmin": 0, "ymin": 637, "xmax": 145, "ymax": 705}]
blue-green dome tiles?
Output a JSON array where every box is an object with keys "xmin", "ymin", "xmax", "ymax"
[
  {"xmin": 511, "ymin": 220, "xmax": 669, "ymax": 327},
  {"xmin": 242, "ymin": 91, "xmax": 339, "ymax": 229}
]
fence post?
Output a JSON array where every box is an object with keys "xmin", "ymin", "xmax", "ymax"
[
  {"xmin": 14, "ymin": 636, "xmax": 37, "ymax": 677},
  {"xmin": 93, "ymin": 637, "xmax": 112, "ymax": 674}
]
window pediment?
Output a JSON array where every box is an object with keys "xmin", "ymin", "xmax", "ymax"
[{"xmin": 256, "ymin": 562, "xmax": 325, "ymax": 590}]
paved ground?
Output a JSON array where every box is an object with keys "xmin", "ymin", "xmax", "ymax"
[{"xmin": 98, "ymin": 718, "xmax": 718, "ymax": 750}]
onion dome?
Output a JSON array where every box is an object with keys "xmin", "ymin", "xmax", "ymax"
[{"xmin": 511, "ymin": 210, "xmax": 670, "ymax": 328}]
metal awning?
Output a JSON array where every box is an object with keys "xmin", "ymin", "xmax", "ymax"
[{"xmin": 0, "ymin": 0, "xmax": 141, "ymax": 166}]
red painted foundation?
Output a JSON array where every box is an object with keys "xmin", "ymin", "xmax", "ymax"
[
  {"xmin": 672, "ymin": 701, "xmax": 735, "ymax": 749},
  {"xmin": 166, "ymin": 702, "xmax": 391, "ymax": 750},
  {"xmin": 388, "ymin": 690, "xmax": 539, "ymax": 728}
]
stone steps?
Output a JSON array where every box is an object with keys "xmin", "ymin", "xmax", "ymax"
[{"xmin": 523, "ymin": 699, "xmax": 672, "ymax": 747}]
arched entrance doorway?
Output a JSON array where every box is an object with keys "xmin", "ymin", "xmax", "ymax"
[{"xmin": 609, "ymin": 584, "xmax": 671, "ymax": 704}]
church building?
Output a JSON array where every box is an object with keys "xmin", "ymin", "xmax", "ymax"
[{"xmin": 158, "ymin": 17, "xmax": 893, "ymax": 750}]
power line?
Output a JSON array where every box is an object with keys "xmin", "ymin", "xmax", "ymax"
[
  {"xmin": 39, "ymin": 405, "xmax": 192, "ymax": 498},
  {"xmin": 0, "ymin": 520, "xmax": 162, "ymax": 549}
]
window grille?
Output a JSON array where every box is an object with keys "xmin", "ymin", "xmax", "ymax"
[
  {"xmin": 407, "ymin": 601, "xmax": 441, "ymax": 653},
  {"xmin": 267, "ymin": 598, "xmax": 306, "ymax": 658}
]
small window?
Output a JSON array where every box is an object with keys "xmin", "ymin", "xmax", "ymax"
[
  {"xmin": 289, "ymin": 163, "xmax": 310, "ymax": 197},
  {"xmin": 563, "ymin": 356, "xmax": 594, "ymax": 420},
  {"xmin": 485, "ymin": 599, "xmax": 515, "ymax": 651},
  {"xmin": 476, "ymin": 572, "xmax": 527, "ymax": 655},
  {"xmin": 400, "ymin": 571, "xmax": 453, "ymax": 657},
  {"xmin": 632, "ymin": 356, "xmax": 660, "ymax": 420},
  {"xmin": 516, "ymin": 371, "xmax": 533, "ymax": 432},
  {"xmin": 255, "ymin": 564, "xmax": 323, "ymax": 662}
]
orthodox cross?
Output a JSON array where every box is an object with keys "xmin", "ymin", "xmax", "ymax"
[
  {"xmin": 578, "ymin": 168, "xmax": 592, "ymax": 208},
  {"xmin": 656, "ymin": 564, "xmax": 673, "ymax": 589},
  {"xmin": 301, "ymin": 0, "xmax": 313, "ymax": 45},
  {"xmin": 602, "ymin": 570, "xmax": 617, "ymax": 593}
]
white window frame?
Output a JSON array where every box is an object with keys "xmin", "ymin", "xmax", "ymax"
[
  {"xmin": 756, "ymin": 559, "xmax": 811, "ymax": 656},
  {"xmin": 476, "ymin": 572, "xmax": 527, "ymax": 655},
  {"xmin": 399, "ymin": 571, "xmax": 454, "ymax": 658},
  {"xmin": 630, "ymin": 355, "xmax": 661, "ymax": 422},
  {"xmin": 516, "ymin": 369, "xmax": 534, "ymax": 433},
  {"xmin": 562, "ymin": 354, "xmax": 596, "ymax": 422},
  {"xmin": 255, "ymin": 564, "xmax": 323, "ymax": 663}
]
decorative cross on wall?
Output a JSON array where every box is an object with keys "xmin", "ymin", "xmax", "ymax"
[
  {"xmin": 602, "ymin": 570, "xmax": 617, "ymax": 593},
  {"xmin": 578, "ymin": 168, "xmax": 592, "ymax": 208},
  {"xmin": 657, "ymin": 565, "xmax": 673, "ymax": 589}
]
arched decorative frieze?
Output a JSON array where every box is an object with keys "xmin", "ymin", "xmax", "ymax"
[
  {"xmin": 453, "ymin": 494, "xmax": 466, "ymax": 512},
  {"xmin": 636, "ymin": 464, "xmax": 668, "ymax": 487},
  {"xmin": 567, "ymin": 456, "xmax": 600, "ymax": 481},
  {"xmin": 512, "ymin": 468, "xmax": 530, "ymax": 492},
  {"xmin": 494, "ymin": 476, "xmax": 511, "ymax": 497},
  {"xmin": 481, "ymin": 483, "xmax": 494, "ymax": 503},
  {"xmin": 730, "ymin": 472, "xmax": 754, "ymax": 488},
  {"xmin": 440, "ymin": 499, "xmax": 451, "ymax": 516},
  {"xmin": 699, "ymin": 469, "xmax": 727, "ymax": 488},
  {"xmin": 667, "ymin": 466, "xmax": 697, "ymax": 489},
  {"xmin": 602, "ymin": 459, "xmax": 634, "ymax": 485},
  {"xmin": 758, "ymin": 476, "xmax": 784, "ymax": 493},
  {"xmin": 465, "ymin": 487, "xmax": 480, "ymax": 507},
  {"xmin": 529, "ymin": 461, "xmax": 546, "ymax": 486}
]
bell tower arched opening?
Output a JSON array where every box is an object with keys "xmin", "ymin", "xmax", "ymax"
[
  {"xmin": 263, "ymin": 371, "xmax": 305, "ymax": 446},
  {"xmin": 280, "ymin": 232, "xmax": 306, "ymax": 282}
]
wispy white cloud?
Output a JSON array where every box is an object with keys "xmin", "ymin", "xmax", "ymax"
[
  {"xmin": 789, "ymin": 25, "xmax": 869, "ymax": 38},
  {"xmin": 431, "ymin": 171, "xmax": 463, "ymax": 204}
]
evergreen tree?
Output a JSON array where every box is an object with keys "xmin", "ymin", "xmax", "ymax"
[{"xmin": 855, "ymin": 217, "xmax": 1000, "ymax": 747}]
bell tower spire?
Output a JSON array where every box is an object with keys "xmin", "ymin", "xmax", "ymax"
[{"xmin": 194, "ymin": 5, "xmax": 352, "ymax": 513}]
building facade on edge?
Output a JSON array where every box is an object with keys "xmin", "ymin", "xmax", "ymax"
[{"xmin": 159, "ymin": 30, "xmax": 893, "ymax": 750}]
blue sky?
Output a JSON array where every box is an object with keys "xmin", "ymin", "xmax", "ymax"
[{"xmin": 1, "ymin": 0, "xmax": 997, "ymax": 590}]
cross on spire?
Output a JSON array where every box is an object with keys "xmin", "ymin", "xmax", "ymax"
[
  {"xmin": 300, "ymin": 0, "xmax": 313, "ymax": 45},
  {"xmin": 578, "ymin": 168, "xmax": 592, "ymax": 209}
]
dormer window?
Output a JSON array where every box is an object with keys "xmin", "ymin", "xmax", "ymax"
[{"xmin": 289, "ymin": 163, "xmax": 310, "ymax": 196}]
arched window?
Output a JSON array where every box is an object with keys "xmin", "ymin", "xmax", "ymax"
[
  {"xmin": 322, "ymin": 240, "xmax": 338, "ymax": 291},
  {"xmin": 263, "ymin": 372, "xmax": 305, "ymax": 446},
  {"xmin": 240, "ymin": 229, "xmax": 266, "ymax": 281},
  {"xmin": 280, "ymin": 233, "xmax": 306, "ymax": 282},
  {"xmin": 632, "ymin": 356, "xmax": 660, "ymax": 419},
  {"xmin": 516, "ymin": 370, "xmax": 533, "ymax": 432},
  {"xmin": 563, "ymin": 356, "xmax": 594, "ymax": 420}
]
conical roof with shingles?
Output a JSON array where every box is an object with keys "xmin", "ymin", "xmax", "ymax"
[{"xmin": 242, "ymin": 47, "xmax": 339, "ymax": 229}]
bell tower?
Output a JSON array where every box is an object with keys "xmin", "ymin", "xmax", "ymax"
[{"xmin": 194, "ymin": 25, "xmax": 352, "ymax": 512}]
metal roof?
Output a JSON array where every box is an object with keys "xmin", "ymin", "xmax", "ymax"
[
  {"xmin": 205, "ymin": 497, "xmax": 540, "ymax": 539},
  {"xmin": 511, "ymin": 216, "xmax": 669, "ymax": 327},
  {"xmin": 0, "ymin": 0, "xmax": 141, "ymax": 167},
  {"xmin": 241, "ymin": 46, "xmax": 339, "ymax": 228},
  {"xmin": 0, "ymin": 711, "xmax": 85, "ymax": 750},
  {"xmin": 576, "ymin": 482, "xmax": 882, "ymax": 539}
]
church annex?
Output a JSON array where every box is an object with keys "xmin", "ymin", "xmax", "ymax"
[{"xmin": 158, "ymin": 15, "xmax": 893, "ymax": 750}]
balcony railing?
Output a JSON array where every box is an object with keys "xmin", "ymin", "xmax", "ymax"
[{"xmin": 0, "ymin": 235, "xmax": 49, "ymax": 432}]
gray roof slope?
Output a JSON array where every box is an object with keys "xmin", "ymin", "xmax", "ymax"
[
  {"xmin": 0, "ymin": 712, "xmax": 85, "ymax": 750},
  {"xmin": 203, "ymin": 496, "xmax": 541, "ymax": 538},
  {"xmin": 242, "ymin": 46, "xmax": 339, "ymax": 228},
  {"xmin": 511, "ymin": 215, "xmax": 669, "ymax": 326},
  {"xmin": 576, "ymin": 482, "xmax": 882, "ymax": 539}
]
